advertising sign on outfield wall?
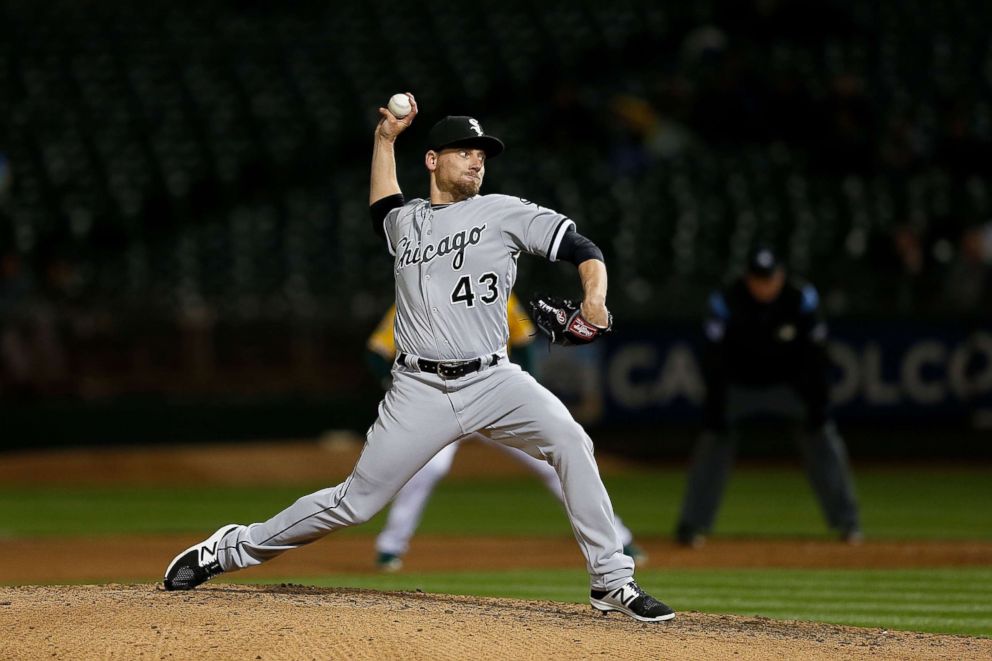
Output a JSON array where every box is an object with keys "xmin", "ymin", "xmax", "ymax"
[{"xmin": 536, "ymin": 322, "xmax": 992, "ymax": 427}]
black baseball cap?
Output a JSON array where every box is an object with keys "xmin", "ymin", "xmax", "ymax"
[
  {"xmin": 426, "ymin": 116, "xmax": 505, "ymax": 158},
  {"xmin": 746, "ymin": 244, "xmax": 782, "ymax": 276}
]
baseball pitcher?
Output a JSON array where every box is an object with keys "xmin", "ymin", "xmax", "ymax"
[{"xmin": 163, "ymin": 93, "xmax": 674, "ymax": 622}]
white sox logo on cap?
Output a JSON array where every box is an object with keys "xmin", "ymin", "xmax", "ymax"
[{"xmin": 427, "ymin": 116, "xmax": 504, "ymax": 157}]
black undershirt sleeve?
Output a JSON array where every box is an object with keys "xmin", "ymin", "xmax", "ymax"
[
  {"xmin": 556, "ymin": 228, "xmax": 604, "ymax": 265},
  {"xmin": 369, "ymin": 194, "xmax": 406, "ymax": 237}
]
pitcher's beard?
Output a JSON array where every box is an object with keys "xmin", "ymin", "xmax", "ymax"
[{"xmin": 443, "ymin": 178, "xmax": 481, "ymax": 202}]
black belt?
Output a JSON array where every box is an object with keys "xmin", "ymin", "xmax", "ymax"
[{"xmin": 399, "ymin": 353, "xmax": 500, "ymax": 379}]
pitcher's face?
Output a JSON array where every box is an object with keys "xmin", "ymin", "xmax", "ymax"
[{"xmin": 429, "ymin": 147, "xmax": 486, "ymax": 200}]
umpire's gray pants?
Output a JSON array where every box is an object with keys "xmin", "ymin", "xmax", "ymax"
[{"xmin": 678, "ymin": 385, "xmax": 861, "ymax": 534}]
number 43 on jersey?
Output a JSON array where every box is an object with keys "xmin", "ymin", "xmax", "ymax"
[{"xmin": 451, "ymin": 273, "xmax": 500, "ymax": 307}]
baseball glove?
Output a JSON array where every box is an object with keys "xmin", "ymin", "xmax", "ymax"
[{"xmin": 528, "ymin": 295, "xmax": 613, "ymax": 346}]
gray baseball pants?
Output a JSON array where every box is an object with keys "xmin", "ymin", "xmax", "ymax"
[{"xmin": 213, "ymin": 360, "xmax": 634, "ymax": 590}]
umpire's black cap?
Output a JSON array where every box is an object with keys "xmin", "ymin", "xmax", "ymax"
[
  {"xmin": 427, "ymin": 116, "xmax": 505, "ymax": 158},
  {"xmin": 746, "ymin": 244, "xmax": 782, "ymax": 276}
]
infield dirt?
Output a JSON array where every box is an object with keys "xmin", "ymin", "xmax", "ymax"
[{"xmin": 2, "ymin": 584, "xmax": 990, "ymax": 661}]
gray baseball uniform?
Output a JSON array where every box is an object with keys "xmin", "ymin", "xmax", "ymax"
[{"xmin": 212, "ymin": 194, "xmax": 635, "ymax": 590}]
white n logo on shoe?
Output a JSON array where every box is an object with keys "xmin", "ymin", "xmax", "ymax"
[
  {"xmin": 199, "ymin": 541, "xmax": 219, "ymax": 563},
  {"xmin": 613, "ymin": 583, "xmax": 640, "ymax": 608}
]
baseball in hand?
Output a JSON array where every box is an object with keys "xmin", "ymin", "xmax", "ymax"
[{"xmin": 387, "ymin": 93, "xmax": 412, "ymax": 118}]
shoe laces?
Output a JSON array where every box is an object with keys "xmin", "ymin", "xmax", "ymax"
[
  {"xmin": 623, "ymin": 581, "xmax": 664, "ymax": 608},
  {"xmin": 624, "ymin": 580, "xmax": 645, "ymax": 597}
]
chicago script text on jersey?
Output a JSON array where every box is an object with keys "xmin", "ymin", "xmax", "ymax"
[{"xmin": 395, "ymin": 224, "xmax": 488, "ymax": 271}]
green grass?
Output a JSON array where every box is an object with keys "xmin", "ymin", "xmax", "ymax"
[
  {"xmin": 0, "ymin": 485, "xmax": 326, "ymax": 537},
  {"xmin": 231, "ymin": 567, "xmax": 992, "ymax": 637},
  {"xmin": 2, "ymin": 465, "xmax": 990, "ymax": 637},
  {"xmin": 2, "ymin": 466, "xmax": 990, "ymax": 539}
]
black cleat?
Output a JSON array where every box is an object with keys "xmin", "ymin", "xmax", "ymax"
[
  {"xmin": 163, "ymin": 525, "xmax": 238, "ymax": 591},
  {"xmin": 376, "ymin": 551, "xmax": 404, "ymax": 572},
  {"xmin": 590, "ymin": 580, "xmax": 675, "ymax": 622}
]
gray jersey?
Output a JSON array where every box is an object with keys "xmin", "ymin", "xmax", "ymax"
[{"xmin": 382, "ymin": 195, "xmax": 574, "ymax": 360}]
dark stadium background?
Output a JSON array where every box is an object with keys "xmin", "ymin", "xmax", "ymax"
[{"xmin": 1, "ymin": 0, "xmax": 989, "ymax": 457}]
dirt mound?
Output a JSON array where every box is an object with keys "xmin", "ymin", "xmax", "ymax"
[{"xmin": 1, "ymin": 584, "xmax": 987, "ymax": 660}]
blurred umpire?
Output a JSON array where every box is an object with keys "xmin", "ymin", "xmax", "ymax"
[{"xmin": 675, "ymin": 245, "xmax": 862, "ymax": 547}]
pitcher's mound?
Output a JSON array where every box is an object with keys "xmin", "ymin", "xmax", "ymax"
[{"xmin": 2, "ymin": 584, "xmax": 988, "ymax": 660}]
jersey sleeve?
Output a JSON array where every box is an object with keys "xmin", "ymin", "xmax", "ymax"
[
  {"xmin": 381, "ymin": 207, "xmax": 402, "ymax": 256},
  {"xmin": 382, "ymin": 199, "xmax": 423, "ymax": 256},
  {"xmin": 497, "ymin": 196, "xmax": 575, "ymax": 261}
]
